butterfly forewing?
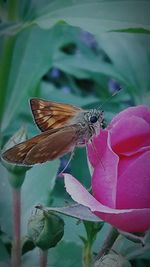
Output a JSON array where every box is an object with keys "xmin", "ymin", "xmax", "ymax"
[{"xmin": 30, "ymin": 98, "xmax": 82, "ymax": 132}]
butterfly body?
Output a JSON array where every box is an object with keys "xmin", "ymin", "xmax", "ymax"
[
  {"xmin": 70, "ymin": 109, "xmax": 103, "ymax": 145},
  {"xmin": 2, "ymin": 99, "xmax": 103, "ymax": 166}
]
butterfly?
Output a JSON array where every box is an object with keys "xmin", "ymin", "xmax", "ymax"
[{"xmin": 2, "ymin": 98, "xmax": 104, "ymax": 166}]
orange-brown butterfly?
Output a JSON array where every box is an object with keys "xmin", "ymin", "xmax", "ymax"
[{"xmin": 2, "ymin": 98, "xmax": 104, "ymax": 166}]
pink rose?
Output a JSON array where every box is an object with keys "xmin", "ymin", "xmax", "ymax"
[{"xmin": 64, "ymin": 105, "xmax": 150, "ymax": 232}]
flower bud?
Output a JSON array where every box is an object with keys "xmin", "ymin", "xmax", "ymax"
[
  {"xmin": 119, "ymin": 230, "xmax": 145, "ymax": 246},
  {"xmin": 1, "ymin": 126, "xmax": 31, "ymax": 188},
  {"xmin": 27, "ymin": 209, "xmax": 64, "ymax": 250},
  {"xmin": 93, "ymin": 253, "xmax": 131, "ymax": 267}
]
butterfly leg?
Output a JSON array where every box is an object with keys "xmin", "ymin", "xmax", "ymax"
[{"xmin": 58, "ymin": 149, "xmax": 75, "ymax": 176}]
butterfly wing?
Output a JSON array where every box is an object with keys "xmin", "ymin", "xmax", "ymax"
[
  {"xmin": 2, "ymin": 126, "xmax": 78, "ymax": 166},
  {"xmin": 24, "ymin": 126, "xmax": 78, "ymax": 165},
  {"xmin": 2, "ymin": 128, "xmax": 63, "ymax": 165},
  {"xmin": 30, "ymin": 98, "xmax": 82, "ymax": 132}
]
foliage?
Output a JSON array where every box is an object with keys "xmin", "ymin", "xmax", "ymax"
[{"xmin": 0, "ymin": 0, "xmax": 150, "ymax": 266}]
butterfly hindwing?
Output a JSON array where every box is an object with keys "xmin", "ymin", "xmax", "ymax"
[
  {"xmin": 2, "ymin": 128, "xmax": 62, "ymax": 165},
  {"xmin": 30, "ymin": 98, "xmax": 82, "ymax": 132},
  {"xmin": 2, "ymin": 126, "xmax": 78, "ymax": 166},
  {"xmin": 24, "ymin": 126, "xmax": 78, "ymax": 165}
]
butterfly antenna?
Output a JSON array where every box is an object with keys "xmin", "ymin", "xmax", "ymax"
[
  {"xmin": 98, "ymin": 87, "xmax": 122, "ymax": 111},
  {"xmin": 58, "ymin": 150, "xmax": 75, "ymax": 175}
]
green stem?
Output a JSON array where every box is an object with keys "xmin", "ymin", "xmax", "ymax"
[
  {"xmin": 11, "ymin": 188, "xmax": 21, "ymax": 267},
  {"xmin": 83, "ymin": 243, "xmax": 92, "ymax": 267},
  {"xmin": 39, "ymin": 249, "xmax": 48, "ymax": 267},
  {"xmin": 95, "ymin": 226, "xmax": 119, "ymax": 261}
]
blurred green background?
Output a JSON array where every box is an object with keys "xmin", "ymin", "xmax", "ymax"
[{"xmin": 0, "ymin": 1, "xmax": 150, "ymax": 266}]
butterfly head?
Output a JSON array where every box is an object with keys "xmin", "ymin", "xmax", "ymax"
[{"xmin": 85, "ymin": 109, "xmax": 104, "ymax": 127}]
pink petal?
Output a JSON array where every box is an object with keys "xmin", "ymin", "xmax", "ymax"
[
  {"xmin": 87, "ymin": 130, "xmax": 108, "ymax": 168},
  {"xmin": 91, "ymin": 132, "xmax": 119, "ymax": 208},
  {"xmin": 64, "ymin": 173, "xmax": 111, "ymax": 213},
  {"xmin": 119, "ymin": 145, "xmax": 150, "ymax": 156},
  {"xmin": 64, "ymin": 173, "xmax": 150, "ymax": 232},
  {"xmin": 64, "ymin": 173, "xmax": 129, "ymax": 214},
  {"xmin": 110, "ymin": 116, "xmax": 150, "ymax": 155},
  {"xmin": 116, "ymin": 151, "xmax": 150, "ymax": 209},
  {"xmin": 95, "ymin": 209, "xmax": 150, "ymax": 232},
  {"xmin": 109, "ymin": 105, "xmax": 150, "ymax": 128}
]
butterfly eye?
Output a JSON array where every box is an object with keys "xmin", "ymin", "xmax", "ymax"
[{"xmin": 90, "ymin": 115, "xmax": 98, "ymax": 123}]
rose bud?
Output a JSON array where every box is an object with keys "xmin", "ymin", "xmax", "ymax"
[
  {"xmin": 93, "ymin": 253, "xmax": 131, "ymax": 267},
  {"xmin": 27, "ymin": 209, "xmax": 64, "ymax": 250},
  {"xmin": 1, "ymin": 126, "xmax": 30, "ymax": 188}
]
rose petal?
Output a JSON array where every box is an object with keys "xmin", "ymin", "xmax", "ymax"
[
  {"xmin": 87, "ymin": 130, "xmax": 107, "ymax": 168},
  {"xmin": 64, "ymin": 173, "xmax": 150, "ymax": 232},
  {"xmin": 116, "ymin": 151, "xmax": 150, "ymax": 209},
  {"xmin": 119, "ymin": 145, "xmax": 150, "ymax": 156},
  {"xmin": 92, "ymin": 131, "xmax": 119, "ymax": 208},
  {"xmin": 109, "ymin": 105, "xmax": 150, "ymax": 128},
  {"xmin": 110, "ymin": 116, "xmax": 150, "ymax": 155},
  {"xmin": 95, "ymin": 209, "xmax": 150, "ymax": 232},
  {"xmin": 64, "ymin": 173, "xmax": 129, "ymax": 214}
]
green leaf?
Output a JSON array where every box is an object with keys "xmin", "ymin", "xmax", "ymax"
[
  {"xmin": 21, "ymin": 236, "xmax": 35, "ymax": 255},
  {"xmin": 0, "ymin": 160, "xmax": 59, "ymax": 237},
  {"xmin": 35, "ymin": 0, "xmax": 150, "ymax": 35},
  {"xmin": 0, "ymin": 22, "xmax": 22, "ymax": 36},
  {"xmin": 70, "ymin": 147, "xmax": 91, "ymax": 188},
  {"xmin": 83, "ymin": 221, "xmax": 104, "ymax": 246},
  {"xmin": 0, "ymin": 163, "xmax": 12, "ymax": 236},
  {"xmin": 0, "ymin": 36, "xmax": 16, "ymax": 124},
  {"xmin": 21, "ymin": 160, "xmax": 59, "ymax": 234},
  {"xmin": 1, "ymin": 25, "xmax": 53, "ymax": 131},
  {"xmin": 41, "ymin": 81, "xmax": 99, "ymax": 107},
  {"xmin": 54, "ymin": 53, "xmax": 119, "ymax": 79},
  {"xmin": 96, "ymin": 32, "xmax": 150, "ymax": 102},
  {"xmin": 38, "ymin": 204, "xmax": 101, "ymax": 222},
  {"xmin": 48, "ymin": 240, "xmax": 83, "ymax": 267},
  {"xmin": 2, "ymin": 1, "xmax": 150, "ymax": 37},
  {"xmin": 112, "ymin": 28, "xmax": 150, "ymax": 34},
  {"xmin": 17, "ymin": 239, "xmax": 83, "ymax": 266},
  {"xmin": 2, "ymin": 23, "xmax": 79, "ymax": 132},
  {"xmin": 0, "ymin": 238, "xmax": 9, "ymax": 261},
  {"xmin": 20, "ymin": 240, "xmax": 83, "ymax": 266}
]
